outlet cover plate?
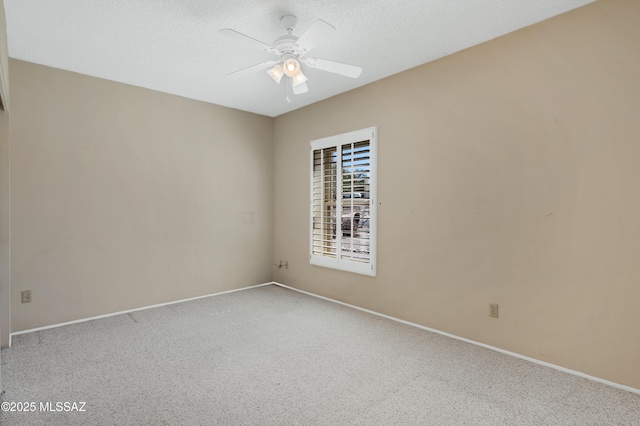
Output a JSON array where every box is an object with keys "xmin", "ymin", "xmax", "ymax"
[{"xmin": 489, "ymin": 303, "xmax": 499, "ymax": 318}]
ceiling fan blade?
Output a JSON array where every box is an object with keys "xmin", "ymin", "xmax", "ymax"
[
  {"xmin": 301, "ymin": 57, "xmax": 362, "ymax": 78},
  {"xmin": 227, "ymin": 60, "xmax": 280, "ymax": 78},
  {"xmin": 292, "ymin": 80, "xmax": 308, "ymax": 94},
  {"xmin": 294, "ymin": 20, "xmax": 335, "ymax": 56},
  {"xmin": 219, "ymin": 28, "xmax": 280, "ymax": 55}
]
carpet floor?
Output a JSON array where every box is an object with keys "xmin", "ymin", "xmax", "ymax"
[{"xmin": 1, "ymin": 284, "xmax": 639, "ymax": 425}]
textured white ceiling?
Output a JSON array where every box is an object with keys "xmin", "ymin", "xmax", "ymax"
[{"xmin": 4, "ymin": 0, "xmax": 594, "ymax": 117}]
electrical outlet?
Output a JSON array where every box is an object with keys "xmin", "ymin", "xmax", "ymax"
[
  {"xmin": 489, "ymin": 303, "xmax": 499, "ymax": 318},
  {"xmin": 21, "ymin": 290, "xmax": 32, "ymax": 304}
]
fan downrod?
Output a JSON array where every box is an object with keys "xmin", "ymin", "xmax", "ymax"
[{"xmin": 280, "ymin": 15, "xmax": 298, "ymax": 34}]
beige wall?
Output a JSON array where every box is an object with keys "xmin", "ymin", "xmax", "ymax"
[
  {"xmin": 10, "ymin": 59, "xmax": 273, "ymax": 331},
  {"xmin": 0, "ymin": 0, "xmax": 8, "ymax": 110},
  {"xmin": 0, "ymin": 110, "xmax": 7, "ymax": 392},
  {"xmin": 273, "ymin": 0, "xmax": 640, "ymax": 389},
  {"xmin": 0, "ymin": 0, "xmax": 9, "ymax": 393}
]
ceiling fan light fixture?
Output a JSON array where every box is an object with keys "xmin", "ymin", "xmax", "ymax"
[
  {"xmin": 267, "ymin": 64, "xmax": 284, "ymax": 84},
  {"xmin": 282, "ymin": 58, "xmax": 301, "ymax": 77},
  {"xmin": 291, "ymin": 69, "xmax": 308, "ymax": 87}
]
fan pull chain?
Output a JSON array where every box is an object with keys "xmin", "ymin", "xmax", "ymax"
[{"xmin": 286, "ymin": 78, "xmax": 291, "ymax": 103}]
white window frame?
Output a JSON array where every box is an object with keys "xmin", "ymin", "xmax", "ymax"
[{"xmin": 309, "ymin": 127, "xmax": 377, "ymax": 276}]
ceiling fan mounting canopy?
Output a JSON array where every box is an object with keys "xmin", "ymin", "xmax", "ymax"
[
  {"xmin": 220, "ymin": 14, "xmax": 363, "ymax": 96},
  {"xmin": 280, "ymin": 14, "xmax": 298, "ymax": 33}
]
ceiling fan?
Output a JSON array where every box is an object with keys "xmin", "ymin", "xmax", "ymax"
[{"xmin": 220, "ymin": 15, "xmax": 362, "ymax": 96}]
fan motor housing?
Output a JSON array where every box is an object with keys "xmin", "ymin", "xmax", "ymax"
[{"xmin": 274, "ymin": 35, "xmax": 299, "ymax": 54}]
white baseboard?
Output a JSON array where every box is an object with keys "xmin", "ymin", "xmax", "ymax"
[
  {"xmin": 272, "ymin": 281, "xmax": 640, "ymax": 396},
  {"xmin": 10, "ymin": 282, "xmax": 273, "ymax": 339}
]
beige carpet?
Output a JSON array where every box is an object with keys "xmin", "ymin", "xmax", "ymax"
[{"xmin": 1, "ymin": 284, "xmax": 639, "ymax": 425}]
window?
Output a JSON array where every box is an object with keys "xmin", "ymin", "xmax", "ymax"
[{"xmin": 310, "ymin": 127, "xmax": 377, "ymax": 276}]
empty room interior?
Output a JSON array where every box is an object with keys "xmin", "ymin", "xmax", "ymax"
[{"xmin": 1, "ymin": 0, "xmax": 640, "ymax": 424}]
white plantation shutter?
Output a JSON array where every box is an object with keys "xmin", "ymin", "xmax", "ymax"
[
  {"xmin": 311, "ymin": 146, "xmax": 338, "ymax": 258},
  {"xmin": 310, "ymin": 127, "xmax": 377, "ymax": 276}
]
